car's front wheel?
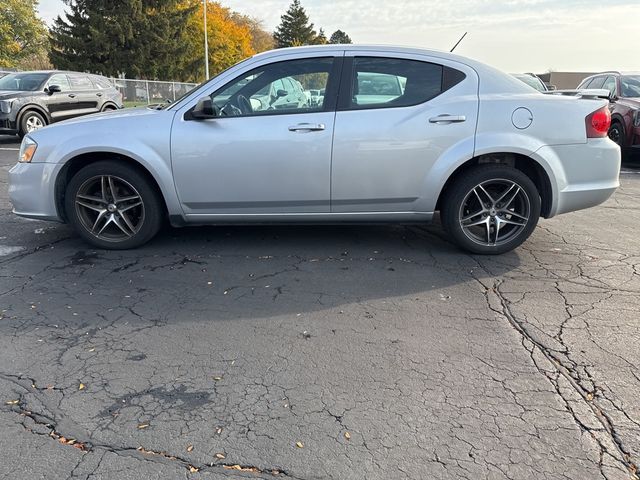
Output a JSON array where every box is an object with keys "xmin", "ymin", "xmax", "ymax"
[
  {"xmin": 441, "ymin": 164, "xmax": 541, "ymax": 255},
  {"xmin": 64, "ymin": 161, "xmax": 164, "ymax": 249},
  {"xmin": 19, "ymin": 110, "xmax": 47, "ymax": 137}
]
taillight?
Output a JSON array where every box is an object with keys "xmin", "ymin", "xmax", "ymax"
[{"xmin": 585, "ymin": 106, "xmax": 611, "ymax": 138}]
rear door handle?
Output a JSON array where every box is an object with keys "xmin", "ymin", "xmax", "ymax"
[
  {"xmin": 429, "ymin": 114, "xmax": 466, "ymax": 124},
  {"xmin": 68, "ymin": 93, "xmax": 76, "ymax": 98},
  {"xmin": 288, "ymin": 123, "xmax": 325, "ymax": 132},
  {"xmin": 96, "ymin": 92, "xmax": 103, "ymax": 97}
]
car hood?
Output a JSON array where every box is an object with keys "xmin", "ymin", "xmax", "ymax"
[
  {"xmin": 0, "ymin": 90, "xmax": 37, "ymax": 100},
  {"xmin": 53, "ymin": 106, "xmax": 166, "ymax": 128}
]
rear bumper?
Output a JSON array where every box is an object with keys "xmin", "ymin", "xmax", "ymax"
[
  {"xmin": 538, "ymin": 138, "xmax": 620, "ymax": 217},
  {"xmin": 8, "ymin": 162, "xmax": 63, "ymax": 222}
]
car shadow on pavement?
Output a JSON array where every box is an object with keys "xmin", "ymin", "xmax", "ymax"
[{"xmin": 1, "ymin": 221, "xmax": 522, "ymax": 326}]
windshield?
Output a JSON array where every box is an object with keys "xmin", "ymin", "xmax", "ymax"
[
  {"xmin": 620, "ymin": 75, "xmax": 640, "ymax": 97},
  {"xmin": 0, "ymin": 73, "xmax": 49, "ymax": 91}
]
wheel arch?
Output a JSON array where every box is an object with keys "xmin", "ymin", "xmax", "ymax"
[
  {"xmin": 435, "ymin": 152, "xmax": 554, "ymax": 218},
  {"xmin": 54, "ymin": 152, "xmax": 169, "ymax": 222},
  {"xmin": 17, "ymin": 104, "xmax": 51, "ymax": 128}
]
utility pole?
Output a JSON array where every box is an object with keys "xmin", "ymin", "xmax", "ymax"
[{"xmin": 203, "ymin": 0, "xmax": 210, "ymax": 79}]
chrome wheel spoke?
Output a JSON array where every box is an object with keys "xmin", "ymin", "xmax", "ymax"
[
  {"xmin": 494, "ymin": 183, "xmax": 517, "ymax": 205},
  {"xmin": 111, "ymin": 214, "xmax": 133, "ymax": 237},
  {"xmin": 119, "ymin": 200, "xmax": 142, "ymax": 213},
  {"xmin": 500, "ymin": 216, "xmax": 528, "ymax": 226},
  {"xmin": 477, "ymin": 184, "xmax": 495, "ymax": 204},
  {"xmin": 118, "ymin": 211, "xmax": 137, "ymax": 234},
  {"xmin": 91, "ymin": 209, "xmax": 109, "ymax": 232},
  {"xmin": 76, "ymin": 199, "xmax": 104, "ymax": 213},
  {"xmin": 461, "ymin": 208, "xmax": 487, "ymax": 223},
  {"xmin": 500, "ymin": 209, "xmax": 528, "ymax": 221},
  {"xmin": 463, "ymin": 216, "xmax": 490, "ymax": 227},
  {"xmin": 107, "ymin": 176, "xmax": 119, "ymax": 202}
]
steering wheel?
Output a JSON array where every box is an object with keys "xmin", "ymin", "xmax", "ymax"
[{"xmin": 236, "ymin": 95, "xmax": 253, "ymax": 115}]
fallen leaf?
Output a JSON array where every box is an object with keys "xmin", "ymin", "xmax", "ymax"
[
  {"xmin": 216, "ymin": 427, "xmax": 223, "ymax": 434},
  {"xmin": 189, "ymin": 465, "xmax": 199, "ymax": 473},
  {"xmin": 137, "ymin": 423, "xmax": 150, "ymax": 429},
  {"xmin": 215, "ymin": 452, "xmax": 226, "ymax": 459},
  {"xmin": 5, "ymin": 400, "xmax": 19, "ymax": 405},
  {"xmin": 187, "ymin": 445, "xmax": 194, "ymax": 452},
  {"xmin": 296, "ymin": 441, "xmax": 304, "ymax": 448},
  {"xmin": 586, "ymin": 392, "xmax": 594, "ymax": 401},
  {"xmin": 88, "ymin": 348, "xmax": 95, "ymax": 352},
  {"xmin": 344, "ymin": 432, "xmax": 351, "ymax": 440},
  {"xmin": 78, "ymin": 383, "xmax": 85, "ymax": 390},
  {"xmin": 224, "ymin": 465, "xmax": 242, "ymax": 470},
  {"xmin": 213, "ymin": 376, "xmax": 223, "ymax": 381}
]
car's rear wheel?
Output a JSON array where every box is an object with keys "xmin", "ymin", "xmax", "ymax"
[
  {"xmin": 441, "ymin": 164, "xmax": 541, "ymax": 255},
  {"xmin": 19, "ymin": 110, "xmax": 47, "ymax": 137},
  {"xmin": 608, "ymin": 121, "xmax": 624, "ymax": 147},
  {"xmin": 64, "ymin": 161, "xmax": 164, "ymax": 249}
]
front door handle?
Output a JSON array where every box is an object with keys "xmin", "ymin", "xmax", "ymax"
[
  {"xmin": 288, "ymin": 123, "xmax": 325, "ymax": 132},
  {"xmin": 68, "ymin": 93, "xmax": 76, "ymax": 98},
  {"xmin": 429, "ymin": 114, "xmax": 466, "ymax": 124},
  {"xmin": 96, "ymin": 92, "xmax": 103, "ymax": 97}
]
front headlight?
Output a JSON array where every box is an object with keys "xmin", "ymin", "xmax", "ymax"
[
  {"xmin": 0, "ymin": 99, "xmax": 12, "ymax": 114},
  {"xmin": 634, "ymin": 110, "xmax": 640, "ymax": 128},
  {"xmin": 19, "ymin": 136, "xmax": 37, "ymax": 163}
]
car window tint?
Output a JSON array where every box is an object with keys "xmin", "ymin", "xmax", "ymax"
[
  {"xmin": 348, "ymin": 57, "xmax": 446, "ymax": 109},
  {"xmin": 587, "ymin": 76, "xmax": 606, "ymax": 89},
  {"xmin": 69, "ymin": 75, "xmax": 96, "ymax": 91},
  {"xmin": 602, "ymin": 76, "xmax": 616, "ymax": 96},
  {"xmin": 211, "ymin": 57, "xmax": 334, "ymax": 117},
  {"xmin": 47, "ymin": 74, "xmax": 71, "ymax": 92}
]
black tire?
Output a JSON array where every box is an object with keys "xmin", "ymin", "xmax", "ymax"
[
  {"xmin": 19, "ymin": 110, "xmax": 47, "ymax": 138},
  {"xmin": 441, "ymin": 164, "xmax": 541, "ymax": 255},
  {"xmin": 64, "ymin": 160, "xmax": 164, "ymax": 249},
  {"xmin": 608, "ymin": 121, "xmax": 624, "ymax": 147}
]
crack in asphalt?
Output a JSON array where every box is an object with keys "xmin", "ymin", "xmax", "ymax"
[{"xmin": 469, "ymin": 269, "xmax": 639, "ymax": 479}]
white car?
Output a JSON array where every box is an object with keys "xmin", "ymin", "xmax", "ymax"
[{"xmin": 9, "ymin": 45, "xmax": 620, "ymax": 254}]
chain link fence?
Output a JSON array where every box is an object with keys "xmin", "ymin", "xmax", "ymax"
[{"xmin": 109, "ymin": 78, "xmax": 198, "ymax": 107}]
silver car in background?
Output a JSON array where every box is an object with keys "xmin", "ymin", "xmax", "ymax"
[{"xmin": 9, "ymin": 45, "xmax": 620, "ymax": 254}]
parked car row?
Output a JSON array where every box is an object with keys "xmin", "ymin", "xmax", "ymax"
[{"xmin": 0, "ymin": 70, "xmax": 123, "ymax": 137}]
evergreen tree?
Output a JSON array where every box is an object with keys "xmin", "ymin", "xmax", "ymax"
[
  {"xmin": 313, "ymin": 27, "xmax": 327, "ymax": 45},
  {"xmin": 273, "ymin": 0, "xmax": 316, "ymax": 48},
  {"xmin": 50, "ymin": 0, "xmax": 197, "ymax": 80},
  {"xmin": 329, "ymin": 30, "xmax": 352, "ymax": 44}
]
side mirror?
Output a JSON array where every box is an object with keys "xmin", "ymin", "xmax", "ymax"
[
  {"xmin": 546, "ymin": 84, "xmax": 556, "ymax": 91},
  {"xmin": 191, "ymin": 97, "xmax": 216, "ymax": 119},
  {"xmin": 47, "ymin": 85, "xmax": 61, "ymax": 94},
  {"xmin": 608, "ymin": 92, "xmax": 618, "ymax": 102},
  {"xmin": 276, "ymin": 89, "xmax": 288, "ymax": 98}
]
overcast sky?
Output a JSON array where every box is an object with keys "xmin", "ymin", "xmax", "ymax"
[{"xmin": 37, "ymin": 0, "xmax": 640, "ymax": 73}]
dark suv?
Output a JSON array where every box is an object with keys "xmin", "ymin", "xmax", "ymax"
[
  {"xmin": 577, "ymin": 72, "xmax": 640, "ymax": 160},
  {"xmin": 0, "ymin": 70, "xmax": 123, "ymax": 137}
]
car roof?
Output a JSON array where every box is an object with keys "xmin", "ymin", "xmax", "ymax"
[{"xmin": 6, "ymin": 70, "xmax": 108, "ymax": 77}]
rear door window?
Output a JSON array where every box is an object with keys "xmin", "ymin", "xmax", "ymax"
[
  {"xmin": 343, "ymin": 57, "xmax": 463, "ymax": 110},
  {"xmin": 69, "ymin": 75, "xmax": 96, "ymax": 91}
]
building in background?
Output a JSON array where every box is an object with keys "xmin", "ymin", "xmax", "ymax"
[{"xmin": 537, "ymin": 72, "xmax": 596, "ymax": 90}]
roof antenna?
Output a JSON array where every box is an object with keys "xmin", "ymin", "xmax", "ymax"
[{"xmin": 450, "ymin": 32, "xmax": 468, "ymax": 52}]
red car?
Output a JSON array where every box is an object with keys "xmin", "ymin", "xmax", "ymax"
[{"xmin": 578, "ymin": 72, "xmax": 640, "ymax": 160}]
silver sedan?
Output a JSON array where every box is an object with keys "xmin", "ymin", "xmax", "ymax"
[{"xmin": 9, "ymin": 45, "xmax": 620, "ymax": 254}]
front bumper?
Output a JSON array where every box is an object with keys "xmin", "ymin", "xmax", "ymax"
[
  {"xmin": 8, "ymin": 162, "xmax": 63, "ymax": 222},
  {"xmin": 0, "ymin": 115, "xmax": 18, "ymax": 134},
  {"xmin": 538, "ymin": 138, "xmax": 620, "ymax": 217}
]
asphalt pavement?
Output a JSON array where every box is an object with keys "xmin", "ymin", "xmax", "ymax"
[{"xmin": 1, "ymin": 135, "xmax": 639, "ymax": 480}]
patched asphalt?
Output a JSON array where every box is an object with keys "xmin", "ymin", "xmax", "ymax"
[{"xmin": 1, "ymin": 136, "xmax": 638, "ymax": 479}]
